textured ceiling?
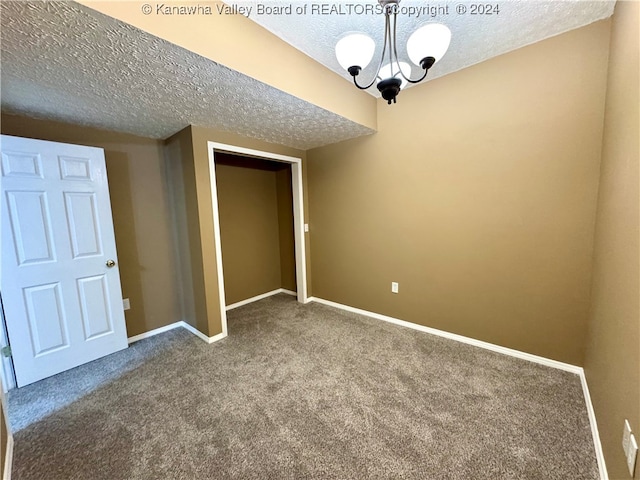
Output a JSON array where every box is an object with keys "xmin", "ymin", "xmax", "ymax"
[
  {"xmin": 242, "ymin": 0, "xmax": 615, "ymax": 95},
  {"xmin": 0, "ymin": 1, "xmax": 374, "ymax": 150},
  {"xmin": 0, "ymin": 1, "xmax": 615, "ymax": 149}
]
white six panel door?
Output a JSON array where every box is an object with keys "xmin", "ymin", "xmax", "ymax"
[{"xmin": 1, "ymin": 135, "xmax": 128, "ymax": 387}]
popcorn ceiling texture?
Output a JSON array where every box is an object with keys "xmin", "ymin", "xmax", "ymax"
[
  {"xmin": 0, "ymin": 1, "xmax": 614, "ymax": 148},
  {"xmin": 0, "ymin": 1, "xmax": 375, "ymax": 150},
  {"xmin": 245, "ymin": 0, "xmax": 615, "ymax": 96}
]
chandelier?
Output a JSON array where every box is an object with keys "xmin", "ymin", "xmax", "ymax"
[{"xmin": 335, "ymin": 0, "xmax": 451, "ymax": 104}]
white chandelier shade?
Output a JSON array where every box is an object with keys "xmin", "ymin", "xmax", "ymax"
[
  {"xmin": 334, "ymin": 0, "xmax": 452, "ymax": 104},
  {"xmin": 335, "ymin": 34, "xmax": 376, "ymax": 71},
  {"xmin": 406, "ymin": 24, "xmax": 452, "ymax": 65},
  {"xmin": 378, "ymin": 62, "xmax": 412, "ymax": 90}
]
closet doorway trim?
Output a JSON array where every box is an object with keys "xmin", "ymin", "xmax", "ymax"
[{"xmin": 207, "ymin": 141, "xmax": 308, "ymax": 336}]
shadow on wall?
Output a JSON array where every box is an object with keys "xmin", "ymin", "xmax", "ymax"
[{"xmin": 104, "ymin": 152, "xmax": 147, "ymax": 336}]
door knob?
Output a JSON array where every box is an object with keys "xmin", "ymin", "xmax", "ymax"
[{"xmin": 106, "ymin": 259, "xmax": 116, "ymax": 268}]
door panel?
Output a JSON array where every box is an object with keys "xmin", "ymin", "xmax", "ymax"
[
  {"xmin": 64, "ymin": 192, "xmax": 102, "ymax": 258},
  {"xmin": 77, "ymin": 274, "xmax": 113, "ymax": 340},
  {"xmin": 1, "ymin": 134, "xmax": 128, "ymax": 387},
  {"xmin": 2, "ymin": 151, "xmax": 42, "ymax": 178},
  {"xmin": 59, "ymin": 155, "xmax": 91, "ymax": 181},
  {"xmin": 23, "ymin": 282, "xmax": 69, "ymax": 355},
  {"xmin": 6, "ymin": 190, "xmax": 56, "ymax": 265}
]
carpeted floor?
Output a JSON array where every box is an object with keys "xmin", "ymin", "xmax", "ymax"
[{"xmin": 8, "ymin": 294, "xmax": 598, "ymax": 479}]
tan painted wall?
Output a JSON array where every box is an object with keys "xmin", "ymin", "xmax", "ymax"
[
  {"xmin": 77, "ymin": 1, "xmax": 376, "ymax": 131},
  {"xmin": 307, "ymin": 20, "xmax": 611, "ymax": 366},
  {"xmin": 164, "ymin": 126, "xmax": 208, "ymax": 334},
  {"xmin": 168, "ymin": 125, "xmax": 308, "ymax": 337},
  {"xmin": 584, "ymin": 2, "xmax": 640, "ymax": 478},
  {"xmin": 1, "ymin": 114, "xmax": 182, "ymax": 337},
  {"xmin": 276, "ymin": 166, "xmax": 297, "ymax": 292},
  {"xmin": 216, "ymin": 153, "xmax": 295, "ymax": 304}
]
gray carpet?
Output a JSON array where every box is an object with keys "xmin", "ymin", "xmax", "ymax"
[{"xmin": 8, "ymin": 294, "xmax": 598, "ymax": 479}]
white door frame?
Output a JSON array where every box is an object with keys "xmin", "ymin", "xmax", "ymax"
[{"xmin": 207, "ymin": 141, "xmax": 308, "ymax": 336}]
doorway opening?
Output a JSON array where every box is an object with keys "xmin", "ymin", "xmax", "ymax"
[{"xmin": 206, "ymin": 142, "xmax": 308, "ymax": 337}]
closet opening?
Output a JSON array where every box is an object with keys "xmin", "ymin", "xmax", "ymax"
[{"xmin": 207, "ymin": 142, "xmax": 308, "ymax": 337}]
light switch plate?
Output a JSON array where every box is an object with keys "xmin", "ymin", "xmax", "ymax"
[
  {"xmin": 627, "ymin": 433, "xmax": 638, "ymax": 477},
  {"xmin": 391, "ymin": 282, "xmax": 399, "ymax": 294},
  {"xmin": 123, "ymin": 298, "xmax": 131, "ymax": 311}
]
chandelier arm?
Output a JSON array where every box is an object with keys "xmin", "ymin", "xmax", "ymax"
[
  {"xmin": 352, "ymin": 75, "xmax": 378, "ymax": 90},
  {"xmin": 391, "ymin": 13, "xmax": 431, "ymax": 84},
  {"xmin": 373, "ymin": 5, "xmax": 392, "ymax": 80},
  {"xmin": 391, "ymin": 11, "xmax": 404, "ymax": 80},
  {"xmin": 403, "ymin": 69, "xmax": 430, "ymax": 84},
  {"xmin": 353, "ymin": 5, "xmax": 391, "ymax": 90},
  {"xmin": 387, "ymin": 8, "xmax": 394, "ymax": 75}
]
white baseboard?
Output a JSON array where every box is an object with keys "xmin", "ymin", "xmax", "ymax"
[
  {"xmin": 309, "ymin": 297, "xmax": 581, "ymax": 373},
  {"xmin": 3, "ymin": 434, "xmax": 13, "ymax": 480},
  {"xmin": 128, "ymin": 320, "xmax": 227, "ymax": 346},
  {"xmin": 127, "ymin": 322, "xmax": 183, "ymax": 344},
  {"xmin": 205, "ymin": 330, "xmax": 228, "ymax": 344},
  {"xmin": 579, "ymin": 371, "xmax": 608, "ymax": 479},
  {"xmin": 308, "ymin": 296, "xmax": 607, "ymax": 479},
  {"xmin": 179, "ymin": 321, "xmax": 227, "ymax": 344},
  {"xmin": 226, "ymin": 288, "xmax": 296, "ymax": 311}
]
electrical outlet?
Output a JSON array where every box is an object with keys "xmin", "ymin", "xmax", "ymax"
[
  {"xmin": 123, "ymin": 298, "xmax": 131, "ymax": 311},
  {"xmin": 391, "ymin": 282, "xmax": 399, "ymax": 294},
  {"xmin": 627, "ymin": 433, "xmax": 638, "ymax": 477},
  {"xmin": 304, "ymin": 223, "xmax": 309, "ymax": 232},
  {"xmin": 624, "ymin": 419, "xmax": 632, "ymax": 453}
]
